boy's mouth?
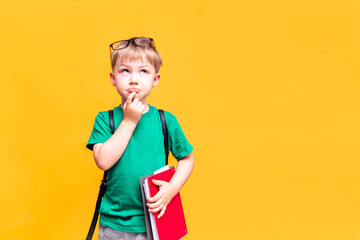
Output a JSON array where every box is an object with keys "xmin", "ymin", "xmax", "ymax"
[{"xmin": 127, "ymin": 88, "xmax": 140, "ymax": 94}]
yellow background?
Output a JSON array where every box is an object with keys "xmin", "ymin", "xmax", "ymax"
[{"xmin": 1, "ymin": 0, "xmax": 360, "ymax": 239}]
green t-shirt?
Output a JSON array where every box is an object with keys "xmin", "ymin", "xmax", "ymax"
[{"xmin": 86, "ymin": 105, "xmax": 193, "ymax": 233}]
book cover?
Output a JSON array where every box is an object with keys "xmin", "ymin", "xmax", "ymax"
[{"xmin": 141, "ymin": 166, "xmax": 188, "ymax": 240}]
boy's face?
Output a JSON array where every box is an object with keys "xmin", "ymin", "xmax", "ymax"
[{"xmin": 110, "ymin": 58, "xmax": 160, "ymax": 104}]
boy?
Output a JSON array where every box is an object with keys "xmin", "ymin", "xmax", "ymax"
[{"xmin": 86, "ymin": 37, "xmax": 194, "ymax": 240}]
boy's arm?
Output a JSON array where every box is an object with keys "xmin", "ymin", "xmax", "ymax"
[
  {"xmin": 93, "ymin": 92, "xmax": 146, "ymax": 171},
  {"xmin": 147, "ymin": 152, "xmax": 194, "ymax": 218}
]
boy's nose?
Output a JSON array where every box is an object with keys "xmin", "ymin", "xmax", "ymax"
[{"xmin": 129, "ymin": 74, "xmax": 139, "ymax": 84}]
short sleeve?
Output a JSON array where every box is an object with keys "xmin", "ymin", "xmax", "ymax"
[
  {"xmin": 86, "ymin": 111, "xmax": 112, "ymax": 151},
  {"xmin": 164, "ymin": 111, "xmax": 193, "ymax": 160}
]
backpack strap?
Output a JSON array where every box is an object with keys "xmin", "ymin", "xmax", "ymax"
[
  {"xmin": 99, "ymin": 109, "xmax": 114, "ymax": 198},
  {"xmin": 108, "ymin": 109, "xmax": 115, "ymax": 134},
  {"xmin": 158, "ymin": 109, "xmax": 169, "ymax": 165},
  {"xmin": 98, "ymin": 109, "xmax": 114, "ymax": 200},
  {"xmin": 86, "ymin": 110, "xmax": 114, "ymax": 240}
]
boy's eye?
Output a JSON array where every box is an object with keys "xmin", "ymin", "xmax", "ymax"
[
  {"xmin": 140, "ymin": 70, "xmax": 148, "ymax": 74},
  {"xmin": 120, "ymin": 69, "xmax": 129, "ymax": 74}
]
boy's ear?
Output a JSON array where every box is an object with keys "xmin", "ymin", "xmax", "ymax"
[
  {"xmin": 152, "ymin": 73, "xmax": 160, "ymax": 87},
  {"xmin": 110, "ymin": 72, "xmax": 116, "ymax": 86}
]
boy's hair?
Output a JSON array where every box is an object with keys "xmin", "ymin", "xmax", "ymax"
[{"xmin": 110, "ymin": 38, "xmax": 163, "ymax": 73}]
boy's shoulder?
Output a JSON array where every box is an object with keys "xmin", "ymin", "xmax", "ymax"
[
  {"xmin": 93, "ymin": 109, "xmax": 112, "ymax": 120},
  {"xmin": 95, "ymin": 105, "xmax": 122, "ymax": 116},
  {"xmin": 92, "ymin": 106, "xmax": 121, "ymax": 125},
  {"xmin": 163, "ymin": 110, "xmax": 177, "ymax": 122},
  {"xmin": 150, "ymin": 105, "xmax": 177, "ymax": 121}
]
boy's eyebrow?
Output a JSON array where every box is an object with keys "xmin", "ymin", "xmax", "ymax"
[{"xmin": 119, "ymin": 63, "xmax": 151, "ymax": 68}]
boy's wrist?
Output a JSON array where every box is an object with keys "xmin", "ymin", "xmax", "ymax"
[
  {"xmin": 121, "ymin": 118, "xmax": 138, "ymax": 128},
  {"xmin": 168, "ymin": 181, "xmax": 181, "ymax": 195}
]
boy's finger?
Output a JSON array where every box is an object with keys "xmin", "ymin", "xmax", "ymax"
[
  {"xmin": 147, "ymin": 200, "xmax": 162, "ymax": 210},
  {"xmin": 147, "ymin": 193, "xmax": 161, "ymax": 203},
  {"xmin": 127, "ymin": 92, "xmax": 136, "ymax": 103},
  {"xmin": 136, "ymin": 101, "xmax": 142, "ymax": 108},
  {"xmin": 132, "ymin": 97, "xmax": 139, "ymax": 105},
  {"xmin": 157, "ymin": 205, "xmax": 167, "ymax": 218},
  {"xmin": 152, "ymin": 179, "xmax": 167, "ymax": 187},
  {"xmin": 148, "ymin": 203, "xmax": 165, "ymax": 213}
]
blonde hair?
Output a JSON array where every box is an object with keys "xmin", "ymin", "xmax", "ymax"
[{"xmin": 110, "ymin": 40, "xmax": 163, "ymax": 73}]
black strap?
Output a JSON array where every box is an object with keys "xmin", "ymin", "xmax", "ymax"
[
  {"xmin": 86, "ymin": 109, "xmax": 168, "ymax": 240},
  {"xmin": 108, "ymin": 110, "xmax": 115, "ymax": 134},
  {"xmin": 159, "ymin": 110, "xmax": 169, "ymax": 165},
  {"xmin": 86, "ymin": 176, "xmax": 107, "ymax": 240},
  {"xmin": 86, "ymin": 110, "xmax": 114, "ymax": 240}
]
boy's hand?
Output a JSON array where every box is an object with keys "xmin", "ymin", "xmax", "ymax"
[
  {"xmin": 123, "ymin": 92, "xmax": 146, "ymax": 124},
  {"xmin": 147, "ymin": 180, "xmax": 178, "ymax": 218}
]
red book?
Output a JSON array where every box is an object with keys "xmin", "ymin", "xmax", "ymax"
[{"xmin": 141, "ymin": 166, "xmax": 188, "ymax": 240}]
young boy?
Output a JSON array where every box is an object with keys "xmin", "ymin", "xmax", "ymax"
[{"xmin": 86, "ymin": 37, "xmax": 194, "ymax": 240}]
